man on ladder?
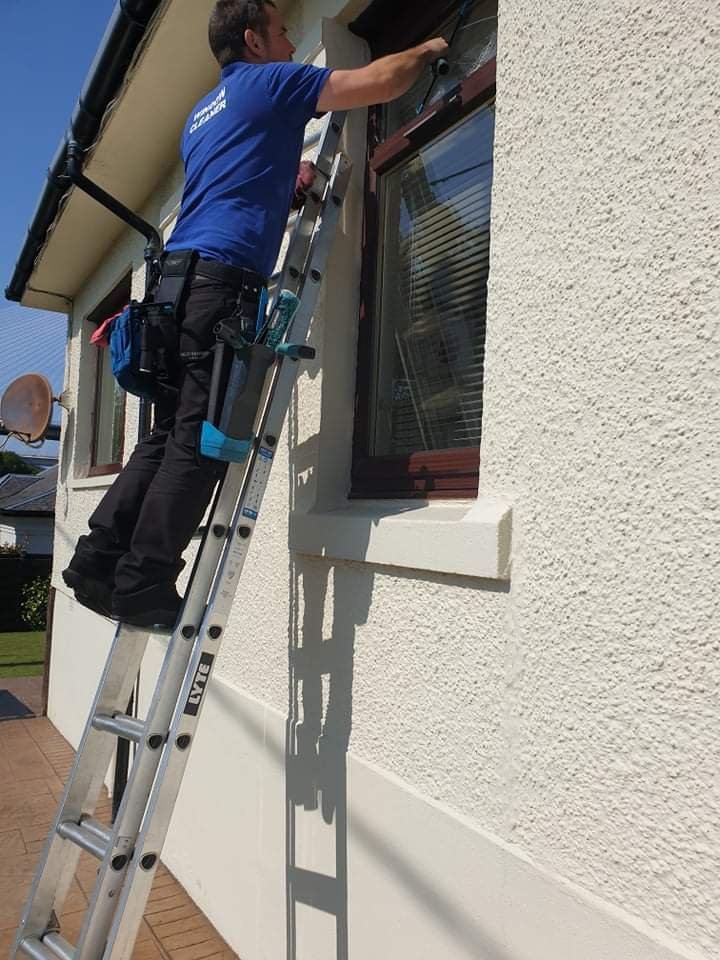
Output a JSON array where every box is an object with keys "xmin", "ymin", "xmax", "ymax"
[{"xmin": 61, "ymin": 0, "xmax": 447, "ymax": 629}]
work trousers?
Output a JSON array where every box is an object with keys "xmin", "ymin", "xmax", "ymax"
[{"xmin": 71, "ymin": 276, "xmax": 242, "ymax": 608}]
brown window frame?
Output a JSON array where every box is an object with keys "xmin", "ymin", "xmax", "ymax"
[
  {"xmin": 351, "ymin": 1, "xmax": 496, "ymax": 499},
  {"xmin": 86, "ymin": 275, "xmax": 130, "ymax": 478}
]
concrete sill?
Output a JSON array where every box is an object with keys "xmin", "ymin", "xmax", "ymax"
[
  {"xmin": 290, "ymin": 498, "xmax": 512, "ymax": 580},
  {"xmin": 70, "ymin": 474, "xmax": 117, "ymax": 490}
]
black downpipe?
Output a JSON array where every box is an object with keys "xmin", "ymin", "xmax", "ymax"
[
  {"xmin": 65, "ymin": 141, "xmax": 163, "ymax": 298},
  {"xmin": 64, "ymin": 140, "xmax": 157, "ymax": 445},
  {"xmin": 65, "ymin": 143, "xmax": 162, "ymax": 254}
]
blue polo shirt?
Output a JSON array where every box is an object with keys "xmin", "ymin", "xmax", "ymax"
[{"xmin": 166, "ymin": 60, "xmax": 332, "ymax": 279}]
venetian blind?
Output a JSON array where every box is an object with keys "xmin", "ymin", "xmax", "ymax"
[{"xmin": 372, "ymin": 100, "xmax": 495, "ymax": 456}]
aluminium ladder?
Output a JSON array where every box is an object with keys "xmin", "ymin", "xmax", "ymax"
[{"xmin": 13, "ymin": 111, "xmax": 351, "ymax": 960}]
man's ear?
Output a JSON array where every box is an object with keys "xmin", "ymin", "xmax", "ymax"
[{"xmin": 244, "ymin": 27, "xmax": 262, "ymax": 56}]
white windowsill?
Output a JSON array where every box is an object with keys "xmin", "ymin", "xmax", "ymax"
[
  {"xmin": 71, "ymin": 474, "xmax": 118, "ymax": 490},
  {"xmin": 290, "ymin": 497, "xmax": 512, "ymax": 580}
]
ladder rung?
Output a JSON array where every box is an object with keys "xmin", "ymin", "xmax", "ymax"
[
  {"xmin": 57, "ymin": 819, "xmax": 111, "ymax": 859},
  {"xmin": 43, "ymin": 935, "xmax": 75, "ymax": 960},
  {"xmin": 92, "ymin": 712, "xmax": 145, "ymax": 742},
  {"xmin": 289, "ymin": 866, "xmax": 339, "ymax": 915},
  {"xmin": 78, "ymin": 816, "xmax": 114, "ymax": 846},
  {"xmin": 19, "ymin": 935, "xmax": 74, "ymax": 960},
  {"xmin": 18, "ymin": 938, "xmax": 55, "ymax": 960}
]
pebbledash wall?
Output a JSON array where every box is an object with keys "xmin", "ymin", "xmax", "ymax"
[{"xmin": 46, "ymin": 1, "xmax": 719, "ymax": 959}]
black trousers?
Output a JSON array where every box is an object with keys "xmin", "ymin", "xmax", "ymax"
[{"xmin": 71, "ymin": 276, "xmax": 243, "ymax": 607}]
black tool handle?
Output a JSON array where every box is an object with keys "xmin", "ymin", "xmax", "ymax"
[{"xmin": 139, "ymin": 318, "xmax": 153, "ymax": 374}]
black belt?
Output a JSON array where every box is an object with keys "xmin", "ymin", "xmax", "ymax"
[{"xmin": 192, "ymin": 256, "xmax": 266, "ymax": 299}]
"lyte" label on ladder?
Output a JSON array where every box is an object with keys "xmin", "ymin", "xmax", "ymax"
[{"xmin": 183, "ymin": 652, "xmax": 215, "ymax": 716}]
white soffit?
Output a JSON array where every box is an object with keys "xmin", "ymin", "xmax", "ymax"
[{"xmin": 23, "ymin": 0, "xmax": 219, "ymax": 309}]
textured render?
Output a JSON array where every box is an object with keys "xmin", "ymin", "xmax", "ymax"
[
  {"xmin": 45, "ymin": 0, "xmax": 720, "ymax": 958},
  {"xmin": 480, "ymin": 0, "xmax": 720, "ymax": 953}
]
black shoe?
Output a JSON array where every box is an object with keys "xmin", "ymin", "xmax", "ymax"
[
  {"xmin": 62, "ymin": 568, "xmax": 114, "ymax": 619},
  {"xmin": 111, "ymin": 584, "xmax": 183, "ymax": 629}
]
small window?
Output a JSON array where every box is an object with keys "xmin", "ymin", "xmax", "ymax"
[
  {"xmin": 351, "ymin": 0, "xmax": 497, "ymax": 498},
  {"xmin": 87, "ymin": 275, "xmax": 130, "ymax": 476}
]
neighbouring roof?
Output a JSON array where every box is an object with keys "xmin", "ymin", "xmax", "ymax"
[
  {"xmin": 0, "ymin": 474, "xmax": 38, "ymax": 500},
  {"xmin": 0, "ymin": 465, "xmax": 57, "ymax": 517}
]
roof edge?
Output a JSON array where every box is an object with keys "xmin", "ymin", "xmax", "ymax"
[{"xmin": 4, "ymin": 0, "xmax": 165, "ymax": 304}]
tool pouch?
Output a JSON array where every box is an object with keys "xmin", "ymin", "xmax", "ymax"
[
  {"xmin": 109, "ymin": 250, "xmax": 198, "ymax": 401},
  {"xmin": 201, "ymin": 341, "xmax": 275, "ymax": 463},
  {"xmin": 109, "ymin": 301, "xmax": 177, "ymax": 400}
]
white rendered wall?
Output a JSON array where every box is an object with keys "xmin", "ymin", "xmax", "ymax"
[{"xmin": 45, "ymin": 1, "xmax": 720, "ymax": 959}]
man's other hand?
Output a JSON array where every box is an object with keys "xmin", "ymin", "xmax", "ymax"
[{"xmin": 292, "ymin": 160, "xmax": 317, "ymax": 210}]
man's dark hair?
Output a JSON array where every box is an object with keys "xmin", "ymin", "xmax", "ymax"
[{"xmin": 209, "ymin": 0, "xmax": 277, "ymax": 67}]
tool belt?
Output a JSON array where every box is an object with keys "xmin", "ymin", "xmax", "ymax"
[{"xmin": 108, "ymin": 250, "xmax": 268, "ymax": 403}]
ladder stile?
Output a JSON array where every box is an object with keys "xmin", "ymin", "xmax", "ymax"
[{"xmin": 13, "ymin": 111, "xmax": 350, "ymax": 960}]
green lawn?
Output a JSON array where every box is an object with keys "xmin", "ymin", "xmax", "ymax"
[{"xmin": 0, "ymin": 631, "xmax": 46, "ymax": 678}]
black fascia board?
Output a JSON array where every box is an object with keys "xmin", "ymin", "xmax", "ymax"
[{"xmin": 4, "ymin": 0, "xmax": 164, "ymax": 304}]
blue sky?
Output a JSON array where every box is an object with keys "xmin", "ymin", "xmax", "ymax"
[{"xmin": 0, "ymin": 0, "xmax": 117, "ymax": 456}]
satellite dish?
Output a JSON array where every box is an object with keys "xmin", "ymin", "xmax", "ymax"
[{"xmin": 1, "ymin": 374, "xmax": 55, "ymax": 443}]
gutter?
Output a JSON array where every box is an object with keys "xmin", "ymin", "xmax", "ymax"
[{"xmin": 4, "ymin": 0, "xmax": 164, "ymax": 304}]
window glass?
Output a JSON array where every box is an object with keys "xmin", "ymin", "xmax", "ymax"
[
  {"xmin": 384, "ymin": 0, "xmax": 498, "ymax": 138},
  {"xmin": 93, "ymin": 347, "xmax": 125, "ymax": 467},
  {"xmin": 87, "ymin": 275, "xmax": 129, "ymax": 471},
  {"xmin": 370, "ymin": 100, "xmax": 495, "ymax": 456}
]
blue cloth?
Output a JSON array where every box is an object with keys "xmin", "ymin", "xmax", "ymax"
[{"xmin": 166, "ymin": 60, "xmax": 332, "ymax": 278}]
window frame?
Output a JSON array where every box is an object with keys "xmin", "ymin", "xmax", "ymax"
[
  {"xmin": 86, "ymin": 276, "xmax": 130, "ymax": 478},
  {"xmin": 351, "ymin": 2, "xmax": 496, "ymax": 500}
]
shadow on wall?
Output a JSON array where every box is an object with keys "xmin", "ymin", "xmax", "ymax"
[
  {"xmin": 282, "ymin": 360, "xmax": 369, "ymax": 959},
  {"xmin": 286, "ymin": 556, "xmax": 371, "ymax": 960},
  {"xmin": 285, "ymin": 382, "xmax": 373, "ymax": 959}
]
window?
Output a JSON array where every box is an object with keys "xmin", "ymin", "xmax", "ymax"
[
  {"xmin": 87, "ymin": 275, "xmax": 130, "ymax": 476},
  {"xmin": 351, "ymin": 0, "xmax": 497, "ymax": 498}
]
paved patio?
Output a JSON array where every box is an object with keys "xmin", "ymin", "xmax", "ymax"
[{"xmin": 0, "ymin": 716, "xmax": 238, "ymax": 960}]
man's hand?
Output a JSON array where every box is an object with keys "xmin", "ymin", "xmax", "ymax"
[
  {"xmin": 291, "ymin": 160, "xmax": 316, "ymax": 210},
  {"xmin": 316, "ymin": 37, "xmax": 451, "ymax": 113},
  {"xmin": 423, "ymin": 37, "xmax": 450, "ymax": 60}
]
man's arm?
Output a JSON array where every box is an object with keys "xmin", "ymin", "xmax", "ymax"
[{"xmin": 316, "ymin": 38, "xmax": 449, "ymax": 112}]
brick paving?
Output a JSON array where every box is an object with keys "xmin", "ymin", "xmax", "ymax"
[{"xmin": 0, "ymin": 717, "xmax": 238, "ymax": 960}]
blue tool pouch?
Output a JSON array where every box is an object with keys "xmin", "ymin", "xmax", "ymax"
[{"xmin": 109, "ymin": 301, "xmax": 176, "ymax": 400}]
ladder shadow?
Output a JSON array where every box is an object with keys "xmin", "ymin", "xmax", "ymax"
[{"xmin": 286, "ymin": 555, "xmax": 373, "ymax": 960}]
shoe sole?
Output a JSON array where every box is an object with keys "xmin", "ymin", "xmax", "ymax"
[{"xmin": 62, "ymin": 570, "xmax": 114, "ymax": 619}]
